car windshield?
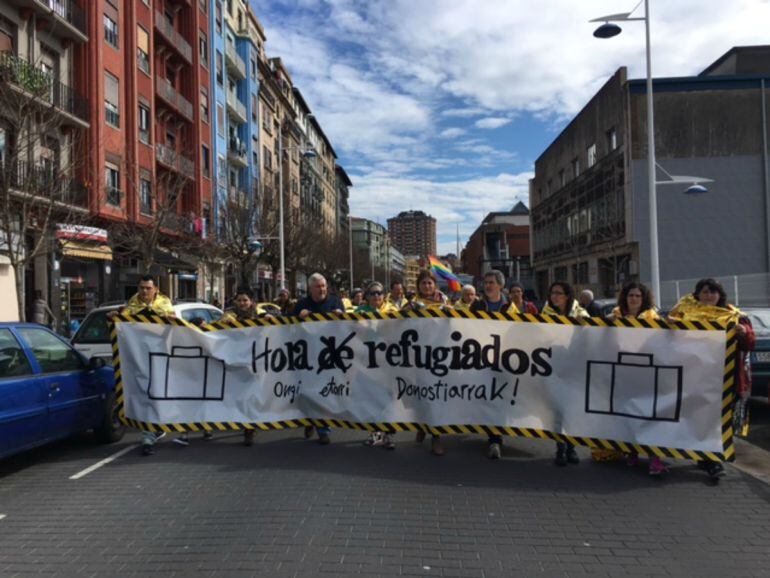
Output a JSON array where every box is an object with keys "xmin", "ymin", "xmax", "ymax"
[
  {"xmin": 72, "ymin": 311, "xmax": 112, "ymax": 344},
  {"xmin": 747, "ymin": 310, "xmax": 770, "ymax": 338}
]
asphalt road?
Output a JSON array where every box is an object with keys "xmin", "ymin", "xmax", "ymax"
[{"xmin": 1, "ymin": 422, "xmax": 770, "ymax": 577}]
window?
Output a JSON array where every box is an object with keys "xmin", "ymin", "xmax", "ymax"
[
  {"xmin": 263, "ymin": 145, "xmax": 272, "ymax": 170},
  {"xmin": 138, "ymin": 103, "xmax": 150, "ymax": 143},
  {"xmin": 217, "ymin": 155, "xmax": 226, "ymax": 186},
  {"xmin": 202, "ymin": 144, "xmax": 210, "ymax": 178},
  {"xmin": 18, "ymin": 328, "xmax": 84, "ymax": 373},
  {"xmin": 140, "ymin": 178, "xmax": 152, "ymax": 215},
  {"xmin": 104, "ymin": 72, "xmax": 119, "ymax": 127},
  {"xmin": 105, "ymin": 163, "xmax": 120, "ymax": 205},
  {"xmin": 199, "ymin": 32, "xmax": 208, "ymax": 67},
  {"xmin": 200, "ymin": 90, "xmax": 209, "ymax": 123},
  {"xmin": 571, "ymin": 157, "xmax": 580, "ymax": 179},
  {"xmin": 137, "ymin": 26, "xmax": 150, "ymax": 73},
  {"xmin": 559, "ymin": 169, "xmax": 565, "ymax": 188},
  {"xmin": 587, "ymin": 143, "xmax": 597, "ymax": 168},
  {"xmin": 104, "ymin": 14, "xmax": 118, "ymax": 48},
  {"xmin": 250, "ymin": 58, "xmax": 256, "ymax": 80},
  {"xmin": 607, "ymin": 127, "xmax": 617, "ymax": 152},
  {"xmin": 216, "ymin": 51, "xmax": 223, "ymax": 85},
  {"xmin": 262, "ymin": 105, "xmax": 271, "ymax": 132},
  {"xmin": 554, "ymin": 266, "xmax": 568, "ymax": 282},
  {"xmin": 199, "ymin": 0, "xmax": 208, "ymax": 13},
  {"xmin": 251, "ymin": 94, "xmax": 257, "ymax": 121},
  {"xmin": 0, "ymin": 329, "xmax": 32, "ymax": 377},
  {"xmin": 215, "ymin": 1, "xmax": 222, "ymax": 34},
  {"xmin": 216, "ymin": 104, "xmax": 224, "ymax": 136}
]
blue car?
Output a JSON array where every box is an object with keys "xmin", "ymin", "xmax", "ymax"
[
  {"xmin": 744, "ymin": 308, "xmax": 770, "ymax": 401},
  {"xmin": 0, "ymin": 322, "xmax": 125, "ymax": 460}
]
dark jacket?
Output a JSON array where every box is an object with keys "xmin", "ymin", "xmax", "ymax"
[
  {"xmin": 292, "ymin": 294, "xmax": 345, "ymax": 316},
  {"xmin": 470, "ymin": 296, "xmax": 514, "ymax": 314}
]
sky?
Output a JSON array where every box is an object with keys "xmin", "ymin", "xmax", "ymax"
[{"xmin": 252, "ymin": 0, "xmax": 770, "ymax": 255}]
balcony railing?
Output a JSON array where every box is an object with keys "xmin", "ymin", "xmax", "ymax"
[
  {"xmin": 226, "ymin": 91, "xmax": 247, "ymax": 124},
  {"xmin": 154, "ymin": 11, "xmax": 192, "ymax": 62},
  {"xmin": 105, "ymin": 186, "xmax": 122, "ymax": 206},
  {"xmin": 0, "ymin": 160, "xmax": 88, "ymax": 208},
  {"xmin": 229, "ymin": 185, "xmax": 250, "ymax": 207},
  {"xmin": 0, "ymin": 51, "xmax": 89, "ymax": 124},
  {"xmin": 155, "ymin": 143, "xmax": 196, "ymax": 180},
  {"xmin": 225, "ymin": 42, "xmax": 246, "ymax": 80},
  {"xmin": 7, "ymin": 1, "xmax": 88, "ymax": 40},
  {"xmin": 227, "ymin": 137, "xmax": 248, "ymax": 167},
  {"xmin": 156, "ymin": 76, "xmax": 193, "ymax": 121}
]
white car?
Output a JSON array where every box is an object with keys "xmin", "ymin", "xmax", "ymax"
[{"xmin": 72, "ymin": 302, "xmax": 223, "ymax": 363}]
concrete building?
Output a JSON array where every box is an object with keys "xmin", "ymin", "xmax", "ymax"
[
  {"xmin": 389, "ymin": 244, "xmax": 405, "ymax": 285},
  {"xmin": 462, "ymin": 201, "xmax": 532, "ymax": 289},
  {"xmin": 530, "ymin": 46, "xmax": 770, "ymax": 304},
  {"xmin": 350, "ymin": 217, "xmax": 387, "ymax": 285},
  {"xmin": 388, "ymin": 210, "xmax": 437, "ymax": 258},
  {"xmin": 335, "ymin": 164, "xmax": 352, "ymax": 239},
  {"xmin": 403, "ymin": 256, "xmax": 421, "ymax": 292}
]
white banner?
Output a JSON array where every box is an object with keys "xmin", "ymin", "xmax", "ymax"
[{"xmin": 116, "ymin": 317, "xmax": 729, "ymax": 455}]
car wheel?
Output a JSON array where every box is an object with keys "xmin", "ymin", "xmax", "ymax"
[{"xmin": 94, "ymin": 391, "xmax": 126, "ymax": 444}]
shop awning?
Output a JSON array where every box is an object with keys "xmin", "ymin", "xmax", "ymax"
[
  {"xmin": 61, "ymin": 241, "xmax": 113, "ymax": 261},
  {"xmin": 153, "ymin": 248, "xmax": 197, "ymax": 272}
]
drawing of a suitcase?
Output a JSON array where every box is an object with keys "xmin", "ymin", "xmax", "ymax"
[
  {"xmin": 147, "ymin": 346, "xmax": 226, "ymax": 401},
  {"xmin": 585, "ymin": 352, "xmax": 683, "ymax": 422}
]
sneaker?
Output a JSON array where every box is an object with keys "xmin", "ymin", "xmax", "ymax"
[
  {"xmin": 141, "ymin": 444, "xmax": 155, "ymax": 456},
  {"xmin": 648, "ymin": 457, "xmax": 669, "ymax": 477},
  {"xmin": 488, "ymin": 442, "xmax": 502, "ymax": 460},
  {"xmin": 554, "ymin": 447, "xmax": 567, "ymax": 467},
  {"xmin": 566, "ymin": 446, "xmax": 580, "ymax": 465},
  {"xmin": 415, "ymin": 430, "xmax": 426, "ymax": 443},
  {"xmin": 363, "ymin": 432, "xmax": 384, "ymax": 447},
  {"xmin": 705, "ymin": 461, "xmax": 725, "ymax": 479},
  {"xmin": 430, "ymin": 436, "xmax": 445, "ymax": 456},
  {"xmin": 173, "ymin": 435, "xmax": 189, "ymax": 446},
  {"xmin": 383, "ymin": 433, "xmax": 395, "ymax": 450},
  {"xmin": 318, "ymin": 434, "xmax": 331, "ymax": 446},
  {"xmin": 304, "ymin": 425, "xmax": 314, "ymax": 439},
  {"xmin": 244, "ymin": 430, "xmax": 256, "ymax": 447},
  {"xmin": 154, "ymin": 431, "xmax": 167, "ymax": 442},
  {"xmin": 202, "ymin": 431, "xmax": 214, "ymax": 441}
]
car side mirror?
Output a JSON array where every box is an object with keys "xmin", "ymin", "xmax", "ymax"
[{"xmin": 89, "ymin": 356, "xmax": 107, "ymax": 370}]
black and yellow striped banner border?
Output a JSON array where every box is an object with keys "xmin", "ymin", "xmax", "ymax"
[{"xmin": 110, "ymin": 310, "xmax": 736, "ymax": 463}]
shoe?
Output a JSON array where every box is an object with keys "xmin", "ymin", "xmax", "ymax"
[
  {"xmin": 488, "ymin": 443, "xmax": 501, "ymax": 460},
  {"xmin": 244, "ymin": 430, "xmax": 256, "ymax": 447},
  {"xmin": 566, "ymin": 447, "xmax": 580, "ymax": 464},
  {"xmin": 648, "ymin": 457, "xmax": 669, "ymax": 477},
  {"xmin": 415, "ymin": 430, "xmax": 426, "ymax": 443},
  {"xmin": 364, "ymin": 432, "xmax": 384, "ymax": 447},
  {"xmin": 318, "ymin": 434, "xmax": 331, "ymax": 445},
  {"xmin": 626, "ymin": 453, "xmax": 640, "ymax": 467},
  {"xmin": 154, "ymin": 431, "xmax": 167, "ymax": 442},
  {"xmin": 383, "ymin": 433, "xmax": 395, "ymax": 450},
  {"xmin": 202, "ymin": 431, "xmax": 214, "ymax": 441},
  {"xmin": 430, "ymin": 436, "xmax": 445, "ymax": 456},
  {"xmin": 705, "ymin": 461, "xmax": 725, "ymax": 479},
  {"xmin": 141, "ymin": 444, "xmax": 155, "ymax": 456},
  {"xmin": 173, "ymin": 435, "xmax": 189, "ymax": 446},
  {"xmin": 304, "ymin": 425, "xmax": 314, "ymax": 439},
  {"xmin": 554, "ymin": 446, "xmax": 567, "ymax": 467}
]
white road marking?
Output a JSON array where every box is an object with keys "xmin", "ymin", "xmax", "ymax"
[
  {"xmin": 0, "ymin": 514, "xmax": 6, "ymax": 520},
  {"xmin": 69, "ymin": 444, "xmax": 140, "ymax": 480}
]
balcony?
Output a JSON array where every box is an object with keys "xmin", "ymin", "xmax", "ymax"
[
  {"xmin": 155, "ymin": 143, "xmax": 196, "ymax": 180},
  {"xmin": 6, "ymin": 1, "xmax": 87, "ymax": 43},
  {"xmin": 0, "ymin": 52, "xmax": 89, "ymax": 127},
  {"xmin": 226, "ymin": 91, "xmax": 247, "ymax": 124},
  {"xmin": 229, "ymin": 185, "xmax": 250, "ymax": 207},
  {"xmin": 225, "ymin": 43, "xmax": 246, "ymax": 80},
  {"xmin": 155, "ymin": 76, "xmax": 193, "ymax": 121},
  {"xmin": 105, "ymin": 186, "xmax": 122, "ymax": 207},
  {"xmin": 1, "ymin": 160, "xmax": 88, "ymax": 209},
  {"xmin": 154, "ymin": 11, "xmax": 193, "ymax": 63},
  {"xmin": 227, "ymin": 137, "xmax": 248, "ymax": 168}
]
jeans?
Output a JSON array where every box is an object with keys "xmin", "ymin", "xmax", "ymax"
[{"xmin": 316, "ymin": 426, "xmax": 330, "ymax": 437}]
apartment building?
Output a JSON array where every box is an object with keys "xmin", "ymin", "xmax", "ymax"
[
  {"xmin": 335, "ymin": 164, "xmax": 352, "ymax": 238},
  {"xmin": 387, "ymin": 210, "xmax": 437, "ymax": 258}
]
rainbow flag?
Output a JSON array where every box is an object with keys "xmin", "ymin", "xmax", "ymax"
[{"xmin": 429, "ymin": 256, "xmax": 462, "ymax": 293}]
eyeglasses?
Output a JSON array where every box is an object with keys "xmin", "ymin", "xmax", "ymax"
[{"xmin": 367, "ymin": 291, "xmax": 384, "ymax": 296}]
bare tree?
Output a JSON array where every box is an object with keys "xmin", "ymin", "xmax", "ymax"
[
  {"xmin": 0, "ymin": 51, "xmax": 92, "ymax": 320},
  {"xmin": 216, "ymin": 191, "xmax": 263, "ymax": 288}
]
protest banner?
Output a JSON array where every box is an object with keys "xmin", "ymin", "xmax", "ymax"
[{"xmin": 113, "ymin": 310, "xmax": 736, "ymax": 461}]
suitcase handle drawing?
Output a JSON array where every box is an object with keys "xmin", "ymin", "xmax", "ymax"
[{"xmin": 146, "ymin": 346, "xmax": 226, "ymax": 401}]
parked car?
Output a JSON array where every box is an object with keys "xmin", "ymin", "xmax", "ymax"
[
  {"xmin": 0, "ymin": 322, "xmax": 124, "ymax": 460},
  {"xmin": 593, "ymin": 298, "xmax": 617, "ymax": 318},
  {"xmin": 72, "ymin": 302, "xmax": 223, "ymax": 363},
  {"xmin": 744, "ymin": 307, "xmax": 770, "ymax": 400}
]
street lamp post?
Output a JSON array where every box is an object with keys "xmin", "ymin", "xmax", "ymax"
[
  {"xmin": 277, "ymin": 135, "xmax": 316, "ymax": 291},
  {"xmin": 348, "ymin": 214, "xmax": 354, "ymax": 290},
  {"xmin": 591, "ymin": 1, "xmax": 713, "ymax": 300}
]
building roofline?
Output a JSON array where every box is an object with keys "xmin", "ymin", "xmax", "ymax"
[
  {"xmin": 335, "ymin": 164, "xmax": 353, "ymax": 186},
  {"xmin": 699, "ymin": 45, "xmax": 770, "ymax": 76},
  {"xmin": 246, "ymin": 5, "xmax": 267, "ymax": 41},
  {"xmin": 291, "ymin": 88, "xmax": 338, "ymax": 159}
]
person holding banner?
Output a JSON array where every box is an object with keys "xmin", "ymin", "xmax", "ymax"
[
  {"xmin": 293, "ymin": 273, "xmax": 345, "ymax": 445},
  {"xmin": 107, "ymin": 275, "xmax": 175, "ymax": 456},
  {"xmin": 403, "ymin": 270, "xmax": 449, "ymax": 455},
  {"xmin": 542, "ymin": 281, "xmax": 589, "ymax": 466},
  {"xmin": 387, "ymin": 281, "xmax": 408, "ymax": 309},
  {"xmin": 668, "ymin": 278, "xmax": 755, "ymax": 481},
  {"xmin": 219, "ymin": 287, "xmax": 266, "ymax": 447},
  {"xmin": 357, "ymin": 282, "xmax": 399, "ymax": 449},
  {"xmin": 470, "ymin": 270, "xmax": 519, "ymax": 460},
  {"xmin": 605, "ymin": 282, "xmax": 668, "ymax": 475}
]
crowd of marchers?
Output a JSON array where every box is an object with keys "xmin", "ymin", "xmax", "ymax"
[{"xmin": 110, "ymin": 268, "xmax": 754, "ymax": 483}]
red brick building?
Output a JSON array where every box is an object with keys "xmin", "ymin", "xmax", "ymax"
[
  {"xmin": 86, "ymin": 0, "xmax": 211, "ymax": 299},
  {"xmin": 461, "ymin": 201, "xmax": 533, "ymax": 289}
]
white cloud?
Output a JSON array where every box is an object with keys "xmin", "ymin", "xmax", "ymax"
[
  {"xmin": 439, "ymin": 127, "xmax": 466, "ymax": 139},
  {"xmin": 474, "ymin": 117, "xmax": 512, "ymax": 130}
]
